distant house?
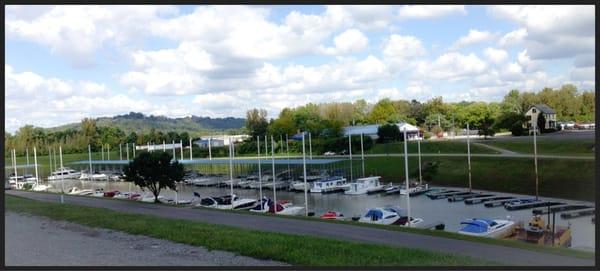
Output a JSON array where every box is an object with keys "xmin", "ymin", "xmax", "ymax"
[
  {"xmin": 524, "ymin": 104, "xmax": 557, "ymax": 132},
  {"xmin": 343, "ymin": 122, "xmax": 421, "ymax": 141}
]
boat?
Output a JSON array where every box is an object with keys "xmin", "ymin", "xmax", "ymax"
[
  {"xmin": 505, "ymin": 215, "xmax": 572, "ymax": 247},
  {"xmin": 103, "ymin": 190, "xmax": 120, "ymax": 197},
  {"xmin": 92, "ymin": 188, "xmax": 105, "ymax": 197},
  {"xmin": 358, "ymin": 207, "xmax": 423, "ymax": 226},
  {"xmin": 194, "ymin": 193, "xmax": 257, "ymax": 210},
  {"xmin": 113, "ymin": 192, "xmax": 141, "ymax": 200},
  {"xmin": 309, "ymin": 176, "xmax": 348, "ymax": 193},
  {"xmin": 400, "ymin": 183, "xmax": 431, "ymax": 196},
  {"xmin": 320, "ymin": 211, "xmax": 345, "ymax": 220},
  {"xmin": 139, "ymin": 193, "xmax": 166, "ymax": 203},
  {"xmin": 31, "ymin": 183, "xmax": 51, "ymax": 191},
  {"xmin": 67, "ymin": 187, "xmax": 93, "ymax": 195},
  {"xmin": 249, "ymin": 197, "xmax": 304, "ymax": 215},
  {"xmin": 457, "ymin": 218, "xmax": 516, "ymax": 238},
  {"xmin": 48, "ymin": 167, "xmax": 81, "ymax": 181},
  {"xmin": 344, "ymin": 176, "xmax": 384, "ymax": 195},
  {"xmin": 79, "ymin": 171, "xmax": 109, "ymax": 181}
]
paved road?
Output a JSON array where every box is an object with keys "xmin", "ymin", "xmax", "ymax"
[
  {"xmin": 472, "ymin": 143, "xmax": 518, "ymax": 155},
  {"xmin": 5, "ymin": 211, "xmax": 286, "ymax": 266},
  {"xmin": 7, "ymin": 191, "xmax": 594, "ymax": 266}
]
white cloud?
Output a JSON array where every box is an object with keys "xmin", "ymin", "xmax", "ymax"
[
  {"xmin": 451, "ymin": 29, "xmax": 495, "ymax": 49},
  {"xmin": 325, "ymin": 5, "xmax": 394, "ymax": 30},
  {"xmin": 489, "ymin": 5, "xmax": 594, "ymax": 60},
  {"xmin": 483, "ymin": 47, "xmax": 508, "ymax": 64},
  {"xmin": 382, "ymin": 34, "xmax": 426, "ymax": 71},
  {"xmin": 398, "ymin": 5, "xmax": 467, "ymax": 19},
  {"xmin": 6, "ymin": 6, "xmax": 177, "ymax": 68},
  {"xmin": 499, "ymin": 28, "xmax": 527, "ymax": 47},
  {"xmin": 321, "ymin": 28, "xmax": 369, "ymax": 55},
  {"xmin": 570, "ymin": 66, "xmax": 594, "ymax": 82},
  {"xmin": 414, "ymin": 52, "xmax": 487, "ymax": 81}
]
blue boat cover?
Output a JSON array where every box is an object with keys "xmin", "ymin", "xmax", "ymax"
[{"xmin": 460, "ymin": 219, "xmax": 493, "ymax": 233}]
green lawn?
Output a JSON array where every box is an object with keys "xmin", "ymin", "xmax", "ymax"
[
  {"xmin": 367, "ymin": 141, "xmax": 498, "ymax": 155},
  {"xmin": 5, "ymin": 195, "xmax": 494, "ymax": 266},
  {"xmin": 479, "ymin": 138, "xmax": 595, "ymax": 156},
  {"xmin": 362, "ymin": 156, "xmax": 595, "ymax": 201}
]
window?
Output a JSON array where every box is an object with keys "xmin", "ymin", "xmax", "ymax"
[{"xmin": 532, "ymin": 108, "xmax": 536, "ymax": 113}]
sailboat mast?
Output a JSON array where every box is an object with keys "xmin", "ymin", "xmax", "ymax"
[
  {"xmin": 302, "ymin": 133, "xmax": 308, "ymax": 216},
  {"xmin": 257, "ymin": 136, "xmax": 263, "ymax": 210},
  {"xmin": 467, "ymin": 123, "xmax": 472, "ymax": 193},
  {"xmin": 228, "ymin": 137, "xmax": 234, "ymax": 209},
  {"xmin": 348, "ymin": 134, "xmax": 353, "ymax": 182},
  {"xmin": 271, "ymin": 135, "xmax": 276, "ymax": 212},
  {"xmin": 59, "ymin": 146, "xmax": 64, "ymax": 203},
  {"xmin": 88, "ymin": 144, "xmax": 93, "ymax": 181},
  {"xmin": 308, "ymin": 132, "xmax": 312, "ymax": 160},
  {"xmin": 418, "ymin": 137, "xmax": 422, "ymax": 185},
  {"xmin": 533, "ymin": 121, "xmax": 539, "ymax": 200},
  {"xmin": 34, "ymin": 147, "xmax": 39, "ymax": 186},
  {"xmin": 360, "ymin": 133, "xmax": 365, "ymax": 178},
  {"xmin": 403, "ymin": 128, "xmax": 411, "ymax": 227}
]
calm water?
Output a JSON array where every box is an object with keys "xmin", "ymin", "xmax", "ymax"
[{"xmin": 44, "ymin": 179, "xmax": 595, "ymax": 252}]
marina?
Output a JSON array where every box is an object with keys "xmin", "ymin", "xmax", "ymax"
[{"xmin": 32, "ymin": 178, "xmax": 595, "ymax": 251}]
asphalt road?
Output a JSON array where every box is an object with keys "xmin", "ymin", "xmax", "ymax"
[
  {"xmin": 6, "ymin": 191, "xmax": 594, "ymax": 266},
  {"xmin": 5, "ymin": 211, "xmax": 286, "ymax": 266}
]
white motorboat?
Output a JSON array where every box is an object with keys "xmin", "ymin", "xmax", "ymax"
[
  {"xmin": 139, "ymin": 194, "xmax": 166, "ymax": 203},
  {"xmin": 400, "ymin": 183, "xmax": 430, "ymax": 196},
  {"xmin": 249, "ymin": 197, "xmax": 304, "ymax": 215},
  {"xmin": 31, "ymin": 183, "xmax": 51, "ymax": 191},
  {"xmin": 79, "ymin": 171, "xmax": 109, "ymax": 181},
  {"xmin": 67, "ymin": 187, "xmax": 93, "ymax": 195},
  {"xmin": 310, "ymin": 176, "xmax": 348, "ymax": 193},
  {"xmin": 358, "ymin": 207, "xmax": 423, "ymax": 226},
  {"xmin": 48, "ymin": 167, "xmax": 81, "ymax": 181},
  {"xmin": 194, "ymin": 193, "xmax": 257, "ymax": 210},
  {"xmin": 457, "ymin": 218, "xmax": 516, "ymax": 238},
  {"xmin": 344, "ymin": 176, "xmax": 384, "ymax": 195},
  {"xmin": 92, "ymin": 188, "xmax": 105, "ymax": 197}
]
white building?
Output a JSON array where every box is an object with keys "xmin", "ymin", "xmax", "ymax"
[
  {"xmin": 343, "ymin": 122, "xmax": 421, "ymax": 141},
  {"xmin": 193, "ymin": 134, "xmax": 250, "ymax": 148},
  {"xmin": 136, "ymin": 142, "xmax": 182, "ymax": 151}
]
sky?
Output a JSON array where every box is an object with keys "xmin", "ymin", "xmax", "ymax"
[{"xmin": 4, "ymin": 5, "xmax": 595, "ymax": 133}]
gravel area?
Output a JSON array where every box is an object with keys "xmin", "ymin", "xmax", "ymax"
[{"xmin": 5, "ymin": 211, "xmax": 287, "ymax": 266}]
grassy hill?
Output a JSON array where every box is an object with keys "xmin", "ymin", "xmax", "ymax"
[{"xmin": 46, "ymin": 112, "xmax": 246, "ymax": 135}]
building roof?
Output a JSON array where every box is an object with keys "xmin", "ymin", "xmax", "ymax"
[
  {"xmin": 531, "ymin": 104, "xmax": 556, "ymax": 114},
  {"xmin": 343, "ymin": 124, "xmax": 380, "ymax": 135},
  {"xmin": 396, "ymin": 122, "xmax": 420, "ymax": 132}
]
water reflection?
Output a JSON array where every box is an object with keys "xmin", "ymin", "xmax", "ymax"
[{"xmin": 44, "ymin": 179, "xmax": 595, "ymax": 251}]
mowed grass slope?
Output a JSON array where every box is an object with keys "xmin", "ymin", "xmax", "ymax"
[
  {"xmin": 363, "ymin": 156, "xmax": 595, "ymax": 201},
  {"xmin": 479, "ymin": 138, "xmax": 595, "ymax": 156},
  {"xmin": 5, "ymin": 195, "xmax": 494, "ymax": 266},
  {"xmin": 367, "ymin": 141, "xmax": 498, "ymax": 155}
]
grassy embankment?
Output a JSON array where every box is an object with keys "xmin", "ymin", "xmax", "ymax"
[
  {"xmin": 362, "ymin": 156, "xmax": 595, "ymax": 201},
  {"xmin": 479, "ymin": 138, "xmax": 595, "ymax": 156},
  {"xmin": 367, "ymin": 141, "xmax": 498, "ymax": 155},
  {"xmin": 5, "ymin": 195, "xmax": 494, "ymax": 266}
]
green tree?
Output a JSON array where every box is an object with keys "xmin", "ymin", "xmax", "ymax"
[
  {"xmin": 125, "ymin": 132, "xmax": 138, "ymax": 144},
  {"xmin": 477, "ymin": 115, "xmax": 496, "ymax": 139},
  {"xmin": 368, "ymin": 99, "xmax": 398, "ymax": 124},
  {"xmin": 377, "ymin": 124, "xmax": 400, "ymax": 142},
  {"xmin": 245, "ymin": 108, "xmax": 269, "ymax": 137},
  {"xmin": 123, "ymin": 152, "xmax": 184, "ymax": 203}
]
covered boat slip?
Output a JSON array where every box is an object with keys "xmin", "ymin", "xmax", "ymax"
[{"xmin": 68, "ymin": 158, "xmax": 354, "ymax": 181}]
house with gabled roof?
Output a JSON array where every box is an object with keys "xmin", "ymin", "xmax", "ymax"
[{"xmin": 524, "ymin": 104, "xmax": 557, "ymax": 132}]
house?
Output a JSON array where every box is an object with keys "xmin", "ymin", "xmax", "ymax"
[
  {"xmin": 343, "ymin": 122, "xmax": 421, "ymax": 141},
  {"xmin": 524, "ymin": 104, "xmax": 557, "ymax": 132}
]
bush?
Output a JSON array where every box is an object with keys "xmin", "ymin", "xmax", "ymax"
[
  {"xmin": 377, "ymin": 124, "xmax": 401, "ymax": 143},
  {"xmin": 423, "ymin": 132, "xmax": 432, "ymax": 140},
  {"xmin": 22, "ymin": 183, "xmax": 33, "ymax": 190}
]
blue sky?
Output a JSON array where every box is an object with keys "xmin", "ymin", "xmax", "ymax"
[{"xmin": 5, "ymin": 5, "xmax": 595, "ymax": 132}]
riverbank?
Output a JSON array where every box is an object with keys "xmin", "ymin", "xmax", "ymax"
[
  {"xmin": 5, "ymin": 194, "xmax": 494, "ymax": 266},
  {"xmin": 6, "ymin": 192, "xmax": 595, "ymax": 266}
]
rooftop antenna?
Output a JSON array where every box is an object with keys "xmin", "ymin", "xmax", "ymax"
[
  {"xmin": 257, "ymin": 136, "xmax": 263, "ymax": 210},
  {"xmin": 302, "ymin": 132, "xmax": 308, "ymax": 216},
  {"xmin": 403, "ymin": 127, "xmax": 411, "ymax": 227}
]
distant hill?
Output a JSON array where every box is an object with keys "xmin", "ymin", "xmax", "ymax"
[{"xmin": 47, "ymin": 112, "xmax": 246, "ymax": 135}]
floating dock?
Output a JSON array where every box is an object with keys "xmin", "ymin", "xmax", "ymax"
[
  {"xmin": 560, "ymin": 208, "xmax": 595, "ymax": 219},
  {"xmin": 505, "ymin": 201, "xmax": 563, "ymax": 211},
  {"xmin": 426, "ymin": 190, "xmax": 466, "ymax": 200},
  {"xmin": 484, "ymin": 198, "xmax": 529, "ymax": 208},
  {"xmin": 465, "ymin": 196, "xmax": 514, "ymax": 205},
  {"xmin": 532, "ymin": 204, "xmax": 592, "ymax": 215},
  {"xmin": 447, "ymin": 193, "xmax": 493, "ymax": 202}
]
